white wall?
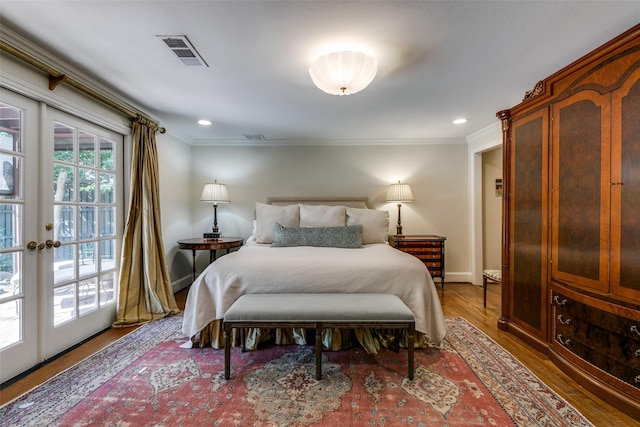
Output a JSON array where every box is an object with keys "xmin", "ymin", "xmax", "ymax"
[
  {"xmin": 170, "ymin": 143, "xmax": 472, "ymax": 283},
  {"xmin": 156, "ymin": 133, "xmax": 194, "ymax": 291}
]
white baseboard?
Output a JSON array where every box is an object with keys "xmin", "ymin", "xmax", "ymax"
[
  {"xmin": 441, "ymin": 272, "xmax": 478, "ymax": 285},
  {"xmin": 172, "ymin": 275, "xmax": 192, "ymax": 294}
]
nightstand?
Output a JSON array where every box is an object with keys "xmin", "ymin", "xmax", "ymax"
[
  {"xmin": 392, "ymin": 235, "xmax": 446, "ymax": 289},
  {"xmin": 178, "ymin": 237, "xmax": 243, "ymax": 281}
]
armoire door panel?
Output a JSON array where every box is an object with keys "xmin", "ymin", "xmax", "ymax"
[
  {"xmin": 551, "ymin": 92, "xmax": 611, "ymax": 292},
  {"xmin": 511, "ymin": 112, "xmax": 548, "ymax": 334},
  {"xmin": 611, "ymin": 69, "xmax": 640, "ymax": 300}
]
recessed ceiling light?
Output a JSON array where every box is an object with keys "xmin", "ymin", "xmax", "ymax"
[
  {"xmin": 198, "ymin": 119, "xmax": 212, "ymax": 126},
  {"xmin": 453, "ymin": 118, "xmax": 468, "ymax": 125}
]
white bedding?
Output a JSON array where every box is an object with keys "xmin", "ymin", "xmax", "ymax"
[{"xmin": 182, "ymin": 242, "xmax": 446, "ymax": 345}]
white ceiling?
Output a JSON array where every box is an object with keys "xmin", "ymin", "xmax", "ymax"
[{"xmin": 1, "ymin": 1, "xmax": 639, "ymax": 145}]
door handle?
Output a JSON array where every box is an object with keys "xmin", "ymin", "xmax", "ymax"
[
  {"xmin": 45, "ymin": 240, "xmax": 61, "ymax": 248},
  {"xmin": 27, "ymin": 241, "xmax": 47, "ymax": 251}
]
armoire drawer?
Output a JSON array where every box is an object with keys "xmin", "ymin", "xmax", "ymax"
[
  {"xmin": 554, "ymin": 293, "xmax": 640, "ymax": 344},
  {"xmin": 552, "ymin": 290, "xmax": 640, "ymax": 390},
  {"xmin": 554, "ymin": 322, "xmax": 640, "ymax": 387}
]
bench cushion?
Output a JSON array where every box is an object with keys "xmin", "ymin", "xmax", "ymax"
[
  {"xmin": 483, "ymin": 269, "xmax": 502, "ymax": 282},
  {"xmin": 224, "ymin": 293, "xmax": 414, "ymax": 322}
]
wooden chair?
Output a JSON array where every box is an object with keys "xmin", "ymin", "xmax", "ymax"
[{"xmin": 482, "ymin": 269, "xmax": 502, "ymax": 307}]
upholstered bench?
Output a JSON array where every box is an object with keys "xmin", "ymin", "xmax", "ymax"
[
  {"xmin": 223, "ymin": 293, "xmax": 415, "ymax": 381},
  {"xmin": 483, "ymin": 269, "xmax": 502, "ymax": 307}
]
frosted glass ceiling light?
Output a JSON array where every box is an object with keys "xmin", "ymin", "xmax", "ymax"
[{"xmin": 309, "ymin": 51, "xmax": 377, "ymax": 95}]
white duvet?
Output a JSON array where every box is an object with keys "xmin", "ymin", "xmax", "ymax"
[{"xmin": 181, "ymin": 242, "xmax": 447, "ymax": 345}]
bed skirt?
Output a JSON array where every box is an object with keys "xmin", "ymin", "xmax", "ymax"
[{"xmin": 194, "ymin": 320, "xmax": 435, "ymax": 354}]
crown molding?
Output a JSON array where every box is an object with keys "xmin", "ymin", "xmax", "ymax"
[{"xmin": 189, "ymin": 137, "xmax": 468, "ymax": 147}]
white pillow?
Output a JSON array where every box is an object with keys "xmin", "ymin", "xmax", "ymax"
[
  {"xmin": 346, "ymin": 207, "xmax": 389, "ymax": 244},
  {"xmin": 254, "ymin": 203, "xmax": 300, "ymax": 244},
  {"xmin": 299, "ymin": 204, "xmax": 346, "ymax": 227}
]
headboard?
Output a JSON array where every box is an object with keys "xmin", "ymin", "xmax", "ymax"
[{"xmin": 266, "ymin": 196, "xmax": 369, "ymax": 209}]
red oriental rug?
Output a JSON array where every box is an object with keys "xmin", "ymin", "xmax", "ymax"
[{"xmin": 1, "ymin": 315, "xmax": 592, "ymax": 426}]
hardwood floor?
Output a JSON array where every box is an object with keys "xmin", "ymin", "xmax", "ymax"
[{"xmin": 1, "ymin": 283, "xmax": 638, "ymax": 425}]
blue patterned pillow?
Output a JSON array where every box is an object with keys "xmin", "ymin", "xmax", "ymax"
[{"xmin": 271, "ymin": 223, "xmax": 362, "ymax": 248}]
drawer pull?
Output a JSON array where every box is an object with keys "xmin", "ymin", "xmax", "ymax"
[
  {"xmin": 557, "ymin": 334, "xmax": 570, "ymax": 346},
  {"xmin": 553, "ymin": 295, "xmax": 567, "ymax": 306},
  {"xmin": 631, "ymin": 325, "xmax": 640, "ymax": 337},
  {"xmin": 557, "ymin": 314, "xmax": 571, "ymax": 325},
  {"xmin": 636, "ymin": 375, "xmax": 640, "ymax": 384},
  {"xmin": 635, "ymin": 349, "xmax": 640, "ymax": 358}
]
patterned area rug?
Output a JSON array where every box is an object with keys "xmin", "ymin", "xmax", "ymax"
[{"xmin": 1, "ymin": 315, "xmax": 592, "ymax": 426}]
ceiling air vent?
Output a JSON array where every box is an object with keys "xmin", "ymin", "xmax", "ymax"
[
  {"xmin": 157, "ymin": 35, "xmax": 208, "ymax": 67},
  {"xmin": 243, "ymin": 134, "xmax": 266, "ymax": 141}
]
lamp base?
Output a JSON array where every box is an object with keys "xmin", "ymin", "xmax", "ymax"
[{"xmin": 203, "ymin": 232, "xmax": 221, "ymax": 239}]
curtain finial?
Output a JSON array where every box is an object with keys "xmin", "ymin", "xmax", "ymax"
[{"xmin": 133, "ymin": 114, "xmax": 166, "ymax": 134}]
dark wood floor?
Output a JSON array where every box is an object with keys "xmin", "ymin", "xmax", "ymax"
[{"xmin": 1, "ymin": 283, "xmax": 637, "ymax": 425}]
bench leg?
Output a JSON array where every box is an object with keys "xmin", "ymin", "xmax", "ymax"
[
  {"xmin": 408, "ymin": 323, "xmax": 415, "ymax": 380},
  {"xmin": 315, "ymin": 328, "xmax": 322, "ymax": 380},
  {"xmin": 483, "ymin": 276, "xmax": 488, "ymax": 307},
  {"xmin": 224, "ymin": 329, "xmax": 231, "ymax": 380}
]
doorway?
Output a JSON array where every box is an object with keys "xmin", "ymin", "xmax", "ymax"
[{"xmin": 482, "ymin": 147, "xmax": 502, "ymax": 272}]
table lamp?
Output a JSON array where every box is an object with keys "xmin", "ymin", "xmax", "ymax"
[
  {"xmin": 386, "ymin": 181, "xmax": 414, "ymax": 236},
  {"xmin": 200, "ymin": 180, "xmax": 230, "ymax": 239}
]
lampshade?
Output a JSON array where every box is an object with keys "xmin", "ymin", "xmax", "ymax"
[
  {"xmin": 386, "ymin": 182, "xmax": 414, "ymax": 203},
  {"xmin": 309, "ymin": 51, "xmax": 378, "ymax": 95},
  {"xmin": 200, "ymin": 181, "xmax": 230, "ymax": 204}
]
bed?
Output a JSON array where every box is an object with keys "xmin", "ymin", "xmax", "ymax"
[{"xmin": 181, "ymin": 197, "xmax": 446, "ymax": 353}]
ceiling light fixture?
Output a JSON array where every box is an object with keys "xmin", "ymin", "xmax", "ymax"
[
  {"xmin": 453, "ymin": 118, "xmax": 468, "ymax": 124},
  {"xmin": 309, "ymin": 50, "xmax": 377, "ymax": 95},
  {"xmin": 198, "ymin": 119, "xmax": 212, "ymax": 126}
]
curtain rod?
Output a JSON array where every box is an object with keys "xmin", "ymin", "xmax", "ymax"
[{"xmin": 0, "ymin": 40, "xmax": 165, "ymax": 134}]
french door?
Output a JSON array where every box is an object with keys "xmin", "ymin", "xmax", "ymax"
[
  {"xmin": 0, "ymin": 88, "xmax": 123, "ymax": 382},
  {"xmin": 0, "ymin": 89, "xmax": 39, "ymax": 381},
  {"xmin": 45, "ymin": 109, "xmax": 123, "ymax": 357}
]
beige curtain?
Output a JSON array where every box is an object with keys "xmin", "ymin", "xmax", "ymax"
[{"xmin": 112, "ymin": 118, "xmax": 179, "ymax": 327}]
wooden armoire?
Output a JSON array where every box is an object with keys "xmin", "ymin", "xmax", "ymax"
[{"xmin": 497, "ymin": 23, "xmax": 640, "ymax": 418}]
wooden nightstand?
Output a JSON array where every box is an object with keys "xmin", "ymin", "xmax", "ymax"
[
  {"xmin": 392, "ymin": 235, "xmax": 446, "ymax": 289},
  {"xmin": 178, "ymin": 237, "xmax": 243, "ymax": 281}
]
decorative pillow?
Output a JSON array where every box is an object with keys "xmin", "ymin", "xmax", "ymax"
[
  {"xmin": 271, "ymin": 223, "xmax": 363, "ymax": 248},
  {"xmin": 346, "ymin": 207, "xmax": 389, "ymax": 244},
  {"xmin": 299, "ymin": 204, "xmax": 346, "ymax": 227},
  {"xmin": 254, "ymin": 203, "xmax": 300, "ymax": 244}
]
